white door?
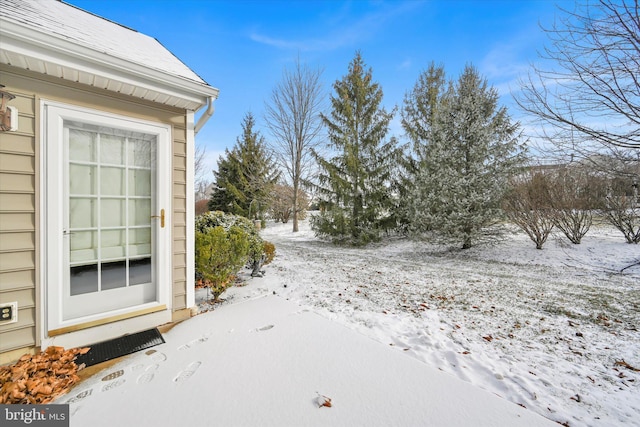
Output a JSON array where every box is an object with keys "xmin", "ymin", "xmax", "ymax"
[{"xmin": 43, "ymin": 102, "xmax": 171, "ymax": 334}]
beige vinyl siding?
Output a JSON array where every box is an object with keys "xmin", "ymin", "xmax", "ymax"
[
  {"xmin": 0, "ymin": 173, "xmax": 34, "ymax": 193},
  {"xmin": 0, "ymin": 213, "xmax": 34, "ymax": 232},
  {"xmin": 172, "ymin": 129, "xmax": 188, "ymax": 311},
  {"xmin": 0, "ymin": 64, "xmax": 191, "ymax": 356},
  {"xmin": 0, "ymin": 85, "xmax": 36, "ymax": 354}
]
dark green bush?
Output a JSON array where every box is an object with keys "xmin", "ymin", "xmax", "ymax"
[
  {"xmin": 195, "ymin": 226, "xmax": 250, "ymax": 300},
  {"xmin": 195, "ymin": 211, "xmax": 264, "ymax": 264},
  {"xmin": 195, "ymin": 211, "xmax": 269, "ymax": 299}
]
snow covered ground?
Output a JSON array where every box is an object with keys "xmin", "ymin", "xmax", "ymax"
[
  {"xmin": 227, "ymin": 218, "xmax": 639, "ymax": 427},
  {"xmin": 57, "ymin": 217, "xmax": 638, "ymax": 427},
  {"xmin": 60, "ymin": 294, "xmax": 555, "ymax": 427}
]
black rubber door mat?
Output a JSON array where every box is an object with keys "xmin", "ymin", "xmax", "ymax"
[{"xmin": 75, "ymin": 328, "xmax": 165, "ymax": 367}]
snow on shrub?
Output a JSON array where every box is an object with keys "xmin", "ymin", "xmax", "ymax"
[
  {"xmin": 195, "ymin": 226, "xmax": 249, "ymax": 300},
  {"xmin": 195, "ymin": 211, "xmax": 264, "ymax": 264},
  {"xmin": 195, "ymin": 211, "xmax": 274, "ymax": 299}
]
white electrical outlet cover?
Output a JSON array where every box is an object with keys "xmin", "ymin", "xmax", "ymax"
[
  {"xmin": 7, "ymin": 106, "xmax": 18, "ymax": 131},
  {"xmin": 0, "ymin": 302, "xmax": 18, "ymax": 324}
]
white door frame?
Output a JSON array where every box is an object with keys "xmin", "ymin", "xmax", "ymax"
[{"xmin": 39, "ymin": 100, "xmax": 172, "ymax": 348}]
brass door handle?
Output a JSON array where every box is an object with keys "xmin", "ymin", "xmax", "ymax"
[{"xmin": 151, "ymin": 209, "xmax": 165, "ymax": 228}]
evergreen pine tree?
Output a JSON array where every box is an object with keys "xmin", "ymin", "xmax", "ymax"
[
  {"xmin": 312, "ymin": 52, "xmax": 400, "ymax": 245},
  {"xmin": 208, "ymin": 113, "xmax": 280, "ymax": 219},
  {"xmin": 208, "ymin": 148, "xmax": 243, "ymax": 214},
  {"xmin": 402, "ymin": 62, "xmax": 447, "ymax": 157},
  {"xmin": 409, "ymin": 65, "xmax": 526, "ymax": 249},
  {"xmin": 398, "ymin": 62, "xmax": 447, "ymax": 231}
]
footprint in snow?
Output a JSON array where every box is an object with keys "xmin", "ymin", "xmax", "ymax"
[
  {"xmin": 101, "ymin": 378, "xmax": 126, "ymax": 392},
  {"xmin": 136, "ymin": 365, "xmax": 159, "ymax": 385},
  {"xmin": 174, "ymin": 361, "xmax": 201, "ymax": 382},
  {"xmin": 145, "ymin": 349, "xmax": 167, "ymax": 362},
  {"xmin": 256, "ymin": 324, "xmax": 274, "ymax": 332},
  {"xmin": 137, "ymin": 372, "xmax": 154, "ymax": 384},
  {"xmin": 101, "ymin": 369, "xmax": 124, "ymax": 381},
  {"xmin": 65, "ymin": 388, "xmax": 93, "ymax": 404},
  {"xmin": 178, "ymin": 336, "xmax": 209, "ymax": 351}
]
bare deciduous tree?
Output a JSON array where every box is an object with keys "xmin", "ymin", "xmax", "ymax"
[
  {"xmin": 265, "ymin": 58, "xmax": 324, "ymax": 232},
  {"xmin": 269, "ymin": 183, "xmax": 309, "ymax": 224},
  {"xmin": 602, "ymin": 170, "xmax": 640, "ymax": 244},
  {"xmin": 517, "ymin": 0, "xmax": 640, "ymax": 150},
  {"xmin": 503, "ymin": 171, "xmax": 555, "ymax": 250},
  {"xmin": 194, "ymin": 142, "xmax": 211, "ymax": 202},
  {"xmin": 604, "ymin": 194, "xmax": 640, "ymax": 244},
  {"xmin": 548, "ymin": 167, "xmax": 596, "ymax": 244}
]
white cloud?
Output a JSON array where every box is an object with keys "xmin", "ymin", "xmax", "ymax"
[
  {"xmin": 479, "ymin": 41, "xmax": 533, "ymax": 98},
  {"xmin": 249, "ymin": 32, "xmax": 343, "ymax": 52},
  {"xmin": 249, "ymin": 1, "xmax": 421, "ymax": 52},
  {"xmin": 398, "ymin": 58, "xmax": 412, "ymax": 70}
]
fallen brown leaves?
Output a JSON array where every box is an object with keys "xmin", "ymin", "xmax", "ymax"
[
  {"xmin": 316, "ymin": 393, "xmax": 332, "ymax": 408},
  {"xmin": 614, "ymin": 359, "xmax": 640, "ymax": 372},
  {"xmin": 0, "ymin": 346, "xmax": 89, "ymax": 404}
]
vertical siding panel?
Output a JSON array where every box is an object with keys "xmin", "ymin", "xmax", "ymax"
[
  {"xmin": 172, "ymin": 123, "xmax": 188, "ymax": 311},
  {"xmin": 0, "ymin": 86, "xmax": 37, "ymax": 355}
]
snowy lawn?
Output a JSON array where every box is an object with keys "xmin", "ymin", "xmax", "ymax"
[{"xmin": 229, "ymin": 218, "xmax": 640, "ymax": 427}]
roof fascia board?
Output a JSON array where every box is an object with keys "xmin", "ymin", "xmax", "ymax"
[{"xmin": 0, "ymin": 19, "xmax": 219, "ymax": 109}]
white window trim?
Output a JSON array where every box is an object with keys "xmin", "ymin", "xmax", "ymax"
[{"xmin": 40, "ymin": 100, "xmax": 172, "ymax": 343}]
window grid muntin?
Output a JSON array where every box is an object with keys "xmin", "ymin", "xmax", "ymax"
[{"xmin": 67, "ymin": 123, "xmax": 153, "ymax": 294}]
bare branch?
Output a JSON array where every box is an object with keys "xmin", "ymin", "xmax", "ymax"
[
  {"xmin": 264, "ymin": 57, "xmax": 325, "ymax": 231},
  {"xmin": 516, "ymin": 0, "xmax": 640, "ymax": 150},
  {"xmin": 194, "ymin": 142, "xmax": 212, "ymax": 201}
]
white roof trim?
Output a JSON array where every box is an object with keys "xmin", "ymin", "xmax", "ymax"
[{"xmin": 0, "ymin": 18, "xmax": 219, "ymax": 110}]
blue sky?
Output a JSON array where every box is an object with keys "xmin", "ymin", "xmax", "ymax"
[{"xmin": 67, "ymin": 0, "xmax": 570, "ymax": 179}]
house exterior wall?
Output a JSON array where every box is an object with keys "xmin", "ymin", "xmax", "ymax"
[{"xmin": 0, "ymin": 64, "xmax": 190, "ymax": 362}]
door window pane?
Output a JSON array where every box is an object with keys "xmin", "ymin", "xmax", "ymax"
[
  {"xmin": 69, "ymin": 129, "xmax": 96, "ymax": 162},
  {"xmin": 101, "ymin": 260, "xmax": 127, "ymax": 290},
  {"xmin": 128, "ymin": 138, "xmax": 153, "ymax": 167},
  {"xmin": 100, "ymin": 134, "xmax": 125, "ymax": 164},
  {"xmin": 69, "ymin": 198, "xmax": 96, "ymax": 228},
  {"xmin": 130, "ymin": 199, "xmax": 151, "ymax": 226},
  {"xmin": 70, "ymin": 231, "xmax": 98, "ymax": 263},
  {"xmin": 129, "ymin": 169, "xmax": 151, "ymax": 196},
  {"xmin": 101, "ymin": 198, "xmax": 126, "ymax": 227},
  {"xmin": 130, "ymin": 257, "xmax": 152, "ymax": 285},
  {"xmin": 70, "ymin": 264, "xmax": 99, "ymax": 295},
  {"xmin": 100, "ymin": 167, "xmax": 125, "ymax": 195},
  {"xmin": 101, "ymin": 229, "xmax": 126, "ymax": 259},
  {"xmin": 69, "ymin": 164, "xmax": 96, "ymax": 195},
  {"xmin": 129, "ymin": 228, "xmax": 151, "ymax": 256}
]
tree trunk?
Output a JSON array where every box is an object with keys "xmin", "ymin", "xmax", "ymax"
[
  {"xmin": 292, "ymin": 180, "xmax": 299, "ymax": 232},
  {"xmin": 462, "ymin": 230, "xmax": 472, "ymax": 249}
]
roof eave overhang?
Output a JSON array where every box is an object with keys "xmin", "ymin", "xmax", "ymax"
[{"xmin": 0, "ymin": 19, "xmax": 219, "ymax": 111}]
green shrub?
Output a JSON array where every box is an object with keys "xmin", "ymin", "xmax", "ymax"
[
  {"xmin": 195, "ymin": 211, "xmax": 264, "ymax": 264},
  {"xmin": 195, "ymin": 225, "xmax": 250, "ymax": 300}
]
